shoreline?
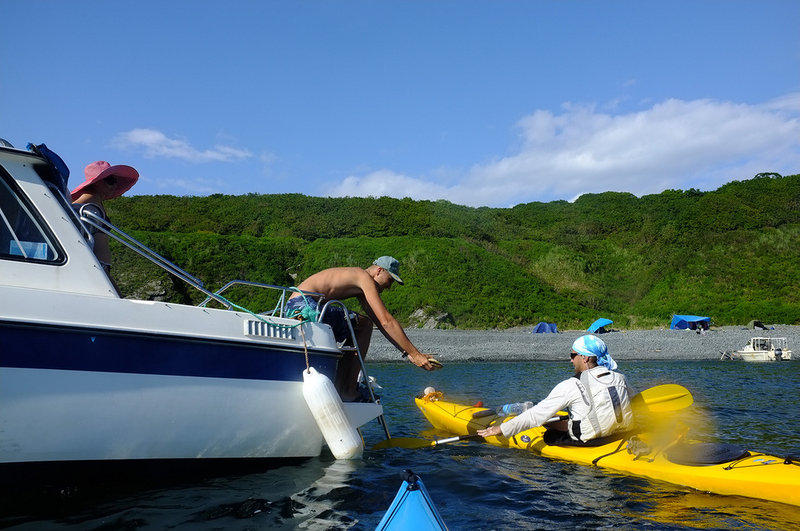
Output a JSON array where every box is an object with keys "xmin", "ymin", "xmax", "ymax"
[{"xmin": 365, "ymin": 325, "xmax": 800, "ymax": 362}]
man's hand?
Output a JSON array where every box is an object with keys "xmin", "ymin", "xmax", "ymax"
[
  {"xmin": 408, "ymin": 351, "xmax": 443, "ymax": 370},
  {"xmin": 477, "ymin": 425, "xmax": 502, "ymax": 438}
]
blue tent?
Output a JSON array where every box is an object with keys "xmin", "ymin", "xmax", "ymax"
[
  {"xmin": 670, "ymin": 315, "xmax": 710, "ymax": 330},
  {"xmin": 532, "ymin": 322, "xmax": 558, "ymax": 333},
  {"xmin": 587, "ymin": 318, "xmax": 613, "ymax": 333}
]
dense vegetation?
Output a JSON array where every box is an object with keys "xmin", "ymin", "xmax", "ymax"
[{"xmin": 107, "ymin": 173, "xmax": 800, "ymax": 329}]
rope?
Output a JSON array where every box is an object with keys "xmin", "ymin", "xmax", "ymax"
[
  {"xmin": 591, "ymin": 438, "xmax": 628, "ymax": 466},
  {"xmin": 282, "ymin": 287, "xmax": 320, "ymax": 322},
  {"xmin": 213, "ymin": 288, "xmax": 316, "ymax": 372},
  {"xmin": 300, "ymin": 320, "xmax": 311, "ymax": 373},
  {"xmin": 212, "ymin": 288, "xmax": 325, "ymax": 376},
  {"xmin": 214, "ymin": 287, "xmax": 318, "ymax": 329}
]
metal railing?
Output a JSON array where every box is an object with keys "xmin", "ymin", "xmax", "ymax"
[
  {"xmin": 198, "ymin": 279, "xmax": 325, "ymax": 317},
  {"xmin": 320, "ymin": 299, "xmax": 391, "ymax": 438},
  {"xmin": 76, "ymin": 206, "xmax": 390, "ymax": 437}
]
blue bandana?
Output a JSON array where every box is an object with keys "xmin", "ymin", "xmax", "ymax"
[{"xmin": 572, "ymin": 334, "xmax": 617, "ymax": 370}]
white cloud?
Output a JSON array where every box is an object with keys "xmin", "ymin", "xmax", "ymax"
[
  {"xmin": 328, "ymin": 94, "xmax": 800, "ymax": 207},
  {"xmin": 153, "ymin": 175, "xmax": 231, "ymax": 195},
  {"xmin": 112, "ymin": 128, "xmax": 253, "ymax": 163},
  {"xmin": 327, "ymin": 170, "xmax": 451, "ymax": 200}
]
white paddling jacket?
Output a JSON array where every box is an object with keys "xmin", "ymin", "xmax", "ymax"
[
  {"xmin": 573, "ymin": 366, "xmax": 635, "ymax": 441},
  {"xmin": 499, "ymin": 366, "xmax": 635, "ymax": 442}
]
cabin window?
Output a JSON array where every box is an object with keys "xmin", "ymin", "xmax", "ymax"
[{"xmin": 0, "ymin": 172, "xmax": 64, "ymax": 263}]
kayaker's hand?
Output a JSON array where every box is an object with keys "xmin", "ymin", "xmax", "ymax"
[
  {"xmin": 477, "ymin": 425, "xmax": 502, "ymax": 438},
  {"xmin": 408, "ymin": 351, "xmax": 443, "ymax": 371}
]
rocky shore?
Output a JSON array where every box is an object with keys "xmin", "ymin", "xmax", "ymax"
[{"xmin": 366, "ymin": 326, "xmax": 800, "ymax": 362}]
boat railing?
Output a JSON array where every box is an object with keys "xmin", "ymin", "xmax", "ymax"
[
  {"xmin": 319, "ymin": 300, "xmax": 371, "ymax": 390},
  {"xmin": 77, "ymin": 206, "xmax": 332, "ymax": 317},
  {"xmin": 320, "ymin": 299, "xmax": 391, "ymax": 438},
  {"xmin": 77, "ymin": 205, "xmax": 390, "ymax": 437},
  {"xmin": 198, "ymin": 279, "xmax": 326, "ymax": 318},
  {"xmin": 771, "ymin": 337, "xmax": 789, "ymax": 350},
  {"xmin": 77, "ymin": 205, "xmax": 251, "ymax": 310},
  {"xmin": 749, "ymin": 337, "xmax": 790, "ymax": 351}
]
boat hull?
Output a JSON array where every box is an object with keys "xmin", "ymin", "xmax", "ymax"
[
  {"xmin": 733, "ymin": 350, "xmax": 792, "ymax": 362},
  {"xmin": 415, "ymin": 395, "xmax": 800, "ymax": 507},
  {"xmin": 0, "ymin": 314, "xmax": 380, "ymax": 463},
  {"xmin": 1, "ymin": 367, "xmax": 322, "ymax": 462}
]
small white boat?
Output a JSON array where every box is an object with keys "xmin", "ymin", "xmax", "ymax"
[
  {"xmin": 721, "ymin": 337, "xmax": 793, "ymax": 362},
  {"xmin": 0, "ymin": 141, "xmax": 386, "ymax": 467}
]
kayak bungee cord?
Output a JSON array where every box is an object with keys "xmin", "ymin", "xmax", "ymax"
[{"xmin": 590, "ymin": 439, "xmax": 628, "ymax": 466}]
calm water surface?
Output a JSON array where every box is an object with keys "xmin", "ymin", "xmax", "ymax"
[{"xmin": 2, "ymin": 360, "xmax": 799, "ymax": 530}]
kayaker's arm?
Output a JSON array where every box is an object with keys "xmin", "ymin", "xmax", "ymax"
[{"xmin": 478, "ymin": 381, "xmax": 575, "ymax": 438}]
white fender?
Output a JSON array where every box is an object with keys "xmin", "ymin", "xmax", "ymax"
[{"xmin": 302, "ymin": 367, "xmax": 364, "ymax": 459}]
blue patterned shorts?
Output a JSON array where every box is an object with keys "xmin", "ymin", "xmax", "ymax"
[{"xmin": 286, "ymin": 296, "xmax": 358, "ymax": 343}]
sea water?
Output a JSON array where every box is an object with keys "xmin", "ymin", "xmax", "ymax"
[{"xmin": 1, "ymin": 360, "xmax": 799, "ymax": 530}]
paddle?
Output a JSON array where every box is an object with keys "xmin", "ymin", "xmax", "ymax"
[
  {"xmin": 470, "ymin": 384, "xmax": 693, "ymax": 418},
  {"xmin": 631, "ymin": 383, "xmax": 693, "ymax": 414},
  {"xmin": 372, "ymin": 434, "xmax": 482, "ymax": 450}
]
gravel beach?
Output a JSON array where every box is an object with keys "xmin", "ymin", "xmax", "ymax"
[{"xmin": 366, "ymin": 325, "xmax": 800, "ymax": 362}]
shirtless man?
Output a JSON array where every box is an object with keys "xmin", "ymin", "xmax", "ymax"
[{"xmin": 286, "ymin": 256, "xmax": 440, "ymax": 401}]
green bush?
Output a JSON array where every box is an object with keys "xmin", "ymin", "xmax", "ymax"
[{"xmin": 107, "ymin": 173, "xmax": 800, "ymax": 328}]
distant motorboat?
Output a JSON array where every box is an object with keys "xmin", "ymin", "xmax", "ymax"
[{"xmin": 721, "ymin": 337, "xmax": 793, "ymax": 362}]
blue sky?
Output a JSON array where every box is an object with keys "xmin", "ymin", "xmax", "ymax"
[{"xmin": 2, "ymin": 1, "xmax": 798, "ymax": 207}]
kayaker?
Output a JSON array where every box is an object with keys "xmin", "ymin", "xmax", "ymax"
[
  {"xmin": 286, "ymin": 256, "xmax": 441, "ymax": 401},
  {"xmin": 477, "ymin": 335, "xmax": 635, "ymax": 445}
]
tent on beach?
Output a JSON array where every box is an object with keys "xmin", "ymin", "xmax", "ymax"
[
  {"xmin": 587, "ymin": 318, "xmax": 613, "ymax": 334},
  {"xmin": 670, "ymin": 314, "xmax": 710, "ymax": 330},
  {"xmin": 532, "ymin": 322, "xmax": 558, "ymax": 333},
  {"xmin": 746, "ymin": 319, "xmax": 769, "ymax": 330}
]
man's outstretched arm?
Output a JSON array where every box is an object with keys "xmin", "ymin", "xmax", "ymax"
[{"xmin": 357, "ymin": 287, "xmax": 438, "ymax": 370}]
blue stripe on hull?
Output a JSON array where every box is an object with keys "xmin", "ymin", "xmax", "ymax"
[{"xmin": 0, "ymin": 322, "xmax": 340, "ymax": 381}]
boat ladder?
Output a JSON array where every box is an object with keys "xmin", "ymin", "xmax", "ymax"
[{"xmin": 319, "ymin": 299, "xmax": 392, "ymax": 440}]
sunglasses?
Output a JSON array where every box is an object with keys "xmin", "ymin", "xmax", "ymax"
[{"xmin": 570, "ymin": 352, "xmax": 578, "ymax": 359}]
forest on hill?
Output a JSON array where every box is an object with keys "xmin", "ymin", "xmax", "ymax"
[{"xmin": 107, "ymin": 172, "xmax": 800, "ymax": 330}]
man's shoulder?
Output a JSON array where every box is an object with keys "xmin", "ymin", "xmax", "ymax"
[
  {"xmin": 553, "ymin": 377, "xmax": 582, "ymax": 392},
  {"xmin": 328, "ymin": 265, "xmax": 367, "ymax": 273},
  {"xmin": 318, "ymin": 266, "xmax": 369, "ymax": 281},
  {"xmin": 298, "ymin": 266, "xmax": 373, "ymax": 298}
]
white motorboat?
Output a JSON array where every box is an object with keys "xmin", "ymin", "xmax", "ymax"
[
  {"xmin": 721, "ymin": 337, "xmax": 793, "ymax": 362},
  {"xmin": 0, "ymin": 141, "xmax": 386, "ymax": 466}
]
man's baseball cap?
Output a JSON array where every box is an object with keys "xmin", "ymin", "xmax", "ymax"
[{"xmin": 373, "ymin": 256, "xmax": 404, "ymax": 284}]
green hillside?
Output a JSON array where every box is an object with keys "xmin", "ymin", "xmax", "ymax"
[{"xmin": 107, "ymin": 172, "xmax": 800, "ymax": 329}]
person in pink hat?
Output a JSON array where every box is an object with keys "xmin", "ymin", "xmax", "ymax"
[{"xmin": 71, "ymin": 161, "xmax": 139, "ymax": 277}]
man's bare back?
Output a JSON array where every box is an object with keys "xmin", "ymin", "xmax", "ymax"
[
  {"xmin": 288, "ymin": 258, "xmax": 440, "ymax": 401},
  {"xmin": 294, "ymin": 267, "xmax": 381, "ymax": 302}
]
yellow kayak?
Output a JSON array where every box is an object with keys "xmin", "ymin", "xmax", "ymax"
[{"xmin": 415, "ymin": 391, "xmax": 800, "ymax": 507}]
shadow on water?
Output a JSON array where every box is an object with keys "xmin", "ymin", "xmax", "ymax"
[{"xmin": 0, "ymin": 458, "xmax": 309, "ymax": 528}]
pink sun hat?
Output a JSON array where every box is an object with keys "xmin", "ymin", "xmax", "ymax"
[{"xmin": 70, "ymin": 161, "xmax": 139, "ymax": 201}]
